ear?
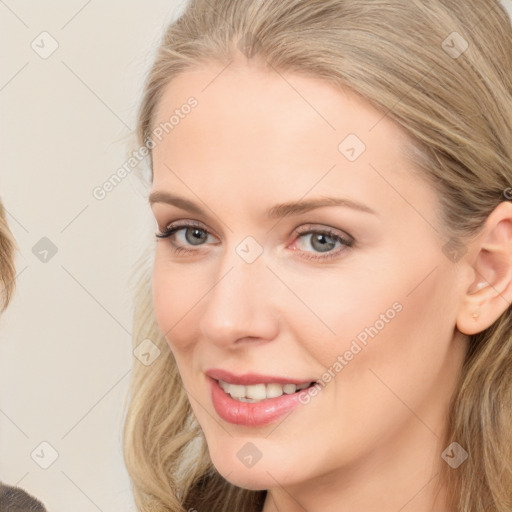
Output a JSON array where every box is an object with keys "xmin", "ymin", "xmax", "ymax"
[{"xmin": 456, "ymin": 200, "xmax": 512, "ymax": 335}]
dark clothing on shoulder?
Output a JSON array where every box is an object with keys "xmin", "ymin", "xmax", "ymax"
[{"xmin": 0, "ymin": 481, "xmax": 47, "ymax": 511}]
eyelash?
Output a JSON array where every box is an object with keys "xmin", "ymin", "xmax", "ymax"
[{"xmin": 155, "ymin": 221, "xmax": 354, "ymax": 262}]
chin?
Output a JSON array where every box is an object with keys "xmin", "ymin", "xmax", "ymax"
[
  {"xmin": 205, "ymin": 444, "xmax": 279, "ymax": 490},
  {"xmin": 214, "ymin": 463, "xmax": 274, "ymax": 491}
]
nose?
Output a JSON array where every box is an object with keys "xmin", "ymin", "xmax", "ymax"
[{"xmin": 198, "ymin": 249, "xmax": 280, "ymax": 348}]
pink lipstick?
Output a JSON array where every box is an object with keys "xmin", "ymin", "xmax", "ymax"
[{"xmin": 206, "ymin": 369, "xmax": 316, "ymax": 426}]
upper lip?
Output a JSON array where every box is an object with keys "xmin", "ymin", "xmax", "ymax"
[{"xmin": 205, "ymin": 368, "xmax": 315, "ymax": 386}]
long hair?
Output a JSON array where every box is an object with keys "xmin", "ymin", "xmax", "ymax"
[
  {"xmin": 0, "ymin": 198, "xmax": 17, "ymax": 311},
  {"xmin": 123, "ymin": 1, "xmax": 512, "ymax": 510}
]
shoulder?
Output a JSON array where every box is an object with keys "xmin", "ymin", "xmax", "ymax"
[{"xmin": 0, "ymin": 481, "xmax": 48, "ymax": 511}]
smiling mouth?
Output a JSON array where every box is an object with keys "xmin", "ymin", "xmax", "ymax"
[{"xmin": 217, "ymin": 379, "xmax": 316, "ymax": 403}]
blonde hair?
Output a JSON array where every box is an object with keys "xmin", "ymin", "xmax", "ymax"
[
  {"xmin": 0, "ymin": 198, "xmax": 16, "ymax": 312},
  {"xmin": 123, "ymin": 1, "xmax": 512, "ymax": 510}
]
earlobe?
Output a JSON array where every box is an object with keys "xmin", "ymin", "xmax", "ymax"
[{"xmin": 456, "ymin": 201, "xmax": 512, "ymax": 336}]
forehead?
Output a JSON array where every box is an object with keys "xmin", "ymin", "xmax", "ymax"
[
  {"xmin": 151, "ymin": 60, "xmax": 410, "ymax": 163},
  {"xmin": 150, "ymin": 61, "xmax": 432, "ymax": 223}
]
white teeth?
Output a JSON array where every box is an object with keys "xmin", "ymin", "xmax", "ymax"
[
  {"xmin": 219, "ymin": 380, "xmax": 311, "ymax": 402},
  {"xmin": 266, "ymin": 383, "xmax": 284, "ymax": 398},
  {"xmin": 228, "ymin": 384, "xmax": 246, "ymax": 398},
  {"xmin": 283, "ymin": 383, "xmax": 297, "ymax": 394},
  {"xmin": 246, "ymin": 384, "xmax": 266, "ymax": 400}
]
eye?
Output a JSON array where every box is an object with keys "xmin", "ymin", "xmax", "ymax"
[
  {"xmin": 156, "ymin": 221, "xmax": 215, "ymax": 254},
  {"xmin": 155, "ymin": 221, "xmax": 354, "ymax": 261},
  {"xmin": 291, "ymin": 225, "xmax": 353, "ymax": 261}
]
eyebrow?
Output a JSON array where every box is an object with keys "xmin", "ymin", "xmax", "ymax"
[{"xmin": 148, "ymin": 191, "xmax": 377, "ymax": 218}]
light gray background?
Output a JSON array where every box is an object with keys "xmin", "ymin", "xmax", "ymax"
[
  {"xmin": 1, "ymin": 1, "xmax": 511, "ymax": 511},
  {"xmin": 0, "ymin": 1, "xmax": 186, "ymax": 510}
]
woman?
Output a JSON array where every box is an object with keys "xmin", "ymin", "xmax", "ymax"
[
  {"xmin": 123, "ymin": 1, "xmax": 512, "ymax": 511},
  {"xmin": 0, "ymin": 200, "xmax": 47, "ymax": 511}
]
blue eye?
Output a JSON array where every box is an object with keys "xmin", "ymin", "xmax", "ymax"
[
  {"xmin": 156, "ymin": 222, "xmax": 353, "ymax": 261},
  {"xmin": 156, "ymin": 222, "xmax": 215, "ymax": 254},
  {"xmin": 292, "ymin": 227, "xmax": 353, "ymax": 261},
  {"xmin": 157, "ymin": 225, "xmax": 210, "ymax": 245}
]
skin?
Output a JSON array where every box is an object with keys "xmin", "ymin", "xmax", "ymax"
[{"xmin": 148, "ymin": 57, "xmax": 512, "ymax": 512}]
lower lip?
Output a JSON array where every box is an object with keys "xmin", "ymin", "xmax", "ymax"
[{"xmin": 209, "ymin": 378, "xmax": 306, "ymax": 427}]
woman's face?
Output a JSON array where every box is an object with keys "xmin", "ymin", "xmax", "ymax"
[{"xmin": 149, "ymin": 61, "xmax": 468, "ymax": 495}]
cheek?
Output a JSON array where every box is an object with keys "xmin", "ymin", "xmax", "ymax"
[
  {"xmin": 152, "ymin": 263, "xmax": 173, "ymax": 338},
  {"xmin": 329, "ymin": 262, "xmax": 459, "ymax": 420},
  {"xmin": 266, "ymin": 255, "xmax": 407, "ymax": 369},
  {"xmin": 290, "ymin": 246, "xmax": 459, "ymax": 394},
  {"xmin": 151, "ymin": 255, "xmax": 201, "ymax": 351}
]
